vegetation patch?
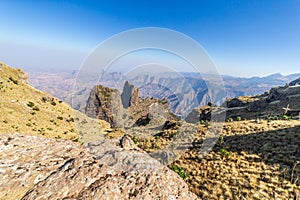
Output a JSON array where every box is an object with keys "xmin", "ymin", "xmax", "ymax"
[{"xmin": 171, "ymin": 165, "xmax": 189, "ymax": 180}]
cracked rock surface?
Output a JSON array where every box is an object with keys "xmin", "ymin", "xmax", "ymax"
[{"xmin": 0, "ymin": 133, "xmax": 198, "ymax": 200}]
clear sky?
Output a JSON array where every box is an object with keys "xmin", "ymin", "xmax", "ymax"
[{"xmin": 0, "ymin": 0, "xmax": 299, "ymax": 77}]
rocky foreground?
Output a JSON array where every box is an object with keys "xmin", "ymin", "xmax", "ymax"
[{"xmin": 0, "ymin": 132, "xmax": 198, "ymax": 200}]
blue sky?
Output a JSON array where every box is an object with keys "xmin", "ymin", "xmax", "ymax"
[{"xmin": 0, "ymin": 0, "xmax": 299, "ymax": 77}]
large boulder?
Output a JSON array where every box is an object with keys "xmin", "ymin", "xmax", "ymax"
[{"xmin": 0, "ymin": 133, "xmax": 198, "ymax": 199}]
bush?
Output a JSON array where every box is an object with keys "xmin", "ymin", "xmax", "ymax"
[
  {"xmin": 26, "ymin": 123, "xmax": 32, "ymax": 127},
  {"xmin": 9, "ymin": 77, "xmax": 18, "ymax": 84},
  {"xmin": 268, "ymin": 115, "xmax": 279, "ymax": 121},
  {"xmin": 33, "ymin": 106, "xmax": 40, "ymax": 111},
  {"xmin": 57, "ymin": 116, "xmax": 63, "ymax": 120},
  {"xmin": 218, "ymin": 135, "xmax": 224, "ymax": 144},
  {"xmin": 236, "ymin": 116, "xmax": 242, "ymax": 121},
  {"xmin": 41, "ymin": 97, "xmax": 48, "ymax": 103},
  {"xmin": 220, "ymin": 148, "xmax": 232, "ymax": 156},
  {"xmin": 282, "ymin": 115, "xmax": 291, "ymax": 120},
  {"xmin": 27, "ymin": 101, "xmax": 35, "ymax": 108},
  {"xmin": 132, "ymin": 136, "xmax": 139, "ymax": 145},
  {"xmin": 226, "ymin": 118, "xmax": 233, "ymax": 122},
  {"xmin": 66, "ymin": 118, "xmax": 74, "ymax": 122},
  {"xmin": 171, "ymin": 165, "xmax": 189, "ymax": 180}
]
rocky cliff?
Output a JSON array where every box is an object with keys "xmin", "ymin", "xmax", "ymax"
[
  {"xmin": 85, "ymin": 85, "xmax": 123, "ymax": 127},
  {"xmin": 121, "ymin": 81, "xmax": 140, "ymax": 108},
  {"xmin": 85, "ymin": 81, "xmax": 178, "ymax": 128}
]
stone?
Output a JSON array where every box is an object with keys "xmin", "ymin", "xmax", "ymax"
[
  {"xmin": 0, "ymin": 132, "xmax": 199, "ymax": 199},
  {"xmin": 121, "ymin": 81, "xmax": 140, "ymax": 108},
  {"xmin": 85, "ymin": 85, "xmax": 123, "ymax": 128}
]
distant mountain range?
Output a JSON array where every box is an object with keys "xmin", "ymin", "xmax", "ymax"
[{"xmin": 28, "ymin": 70, "xmax": 300, "ymax": 118}]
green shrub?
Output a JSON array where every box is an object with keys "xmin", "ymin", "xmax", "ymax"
[
  {"xmin": 218, "ymin": 135, "xmax": 224, "ymax": 144},
  {"xmin": 132, "ymin": 136, "xmax": 139, "ymax": 145},
  {"xmin": 220, "ymin": 148, "xmax": 232, "ymax": 156},
  {"xmin": 171, "ymin": 165, "xmax": 189, "ymax": 180},
  {"xmin": 282, "ymin": 115, "xmax": 291, "ymax": 120},
  {"xmin": 226, "ymin": 118, "xmax": 233, "ymax": 122},
  {"xmin": 51, "ymin": 101, "xmax": 56, "ymax": 106},
  {"xmin": 268, "ymin": 115, "xmax": 279, "ymax": 120},
  {"xmin": 236, "ymin": 116, "xmax": 242, "ymax": 121}
]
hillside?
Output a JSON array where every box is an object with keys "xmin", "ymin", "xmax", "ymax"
[{"xmin": 0, "ymin": 62, "xmax": 109, "ymax": 142}]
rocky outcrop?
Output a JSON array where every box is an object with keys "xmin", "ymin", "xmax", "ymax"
[
  {"xmin": 186, "ymin": 78, "xmax": 300, "ymax": 121},
  {"xmin": 86, "ymin": 82, "xmax": 178, "ymax": 129},
  {"xmin": 185, "ymin": 106, "xmax": 213, "ymax": 123},
  {"xmin": 289, "ymin": 77, "xmax": 300, "ymax": 86},
  {"xmin": 0, "ymin": 132, "xmax": 198, "ymax": 199},
  {"xmin": 85, "ymin": 85, "xmax": 123, "ymax": 127},
  {"xmin": 121, "ymin": 81, "xmax": 140, "ymax": 108}
]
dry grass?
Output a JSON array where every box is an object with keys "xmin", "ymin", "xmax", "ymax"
[
  {"xmin": 0, "ymin": 62, "xmax": 109, "ymax": 142},
  {"xmin": 175, "ymin": 119, "xmax": 300, "ymax": 199}
]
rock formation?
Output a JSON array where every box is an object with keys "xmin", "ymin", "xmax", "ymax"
[
  {"xmin": 85, "ymin": 85, "xmax": 123, "ymax": 127},
  {"xmin": 86, "ymin": 81, "xmax": 178, "ymax": 128},
  {"xmin": 289, "ymin": 78, "xmax": 300, "ymax": 86},
  {"xmin": 121, "ymin": 81, "xmax": 141, "ymax": 108},
  {"xmin": 186, "ymin": 77, "xmax": 300, "ymax": 121},
  {"xmin": 0, "ymin": 132, "xmax": 198, "ymax": 199}
]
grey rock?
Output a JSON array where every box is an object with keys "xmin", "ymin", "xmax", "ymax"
[{"xmin": 0, "ymin": 133, "xmax": 199, "ymax": 200}]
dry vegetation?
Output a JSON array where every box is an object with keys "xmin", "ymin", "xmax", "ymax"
[
  {"xmin": 178, "ymin": 120, "xmax": 300, "ymax": 199},
  {"xmin": 118, "ymin": 119, "xmax": 300, "ymax": 199},
  {"xmin": 0, "ymin": 62, "xmax": 109, "ymax": 143}
]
